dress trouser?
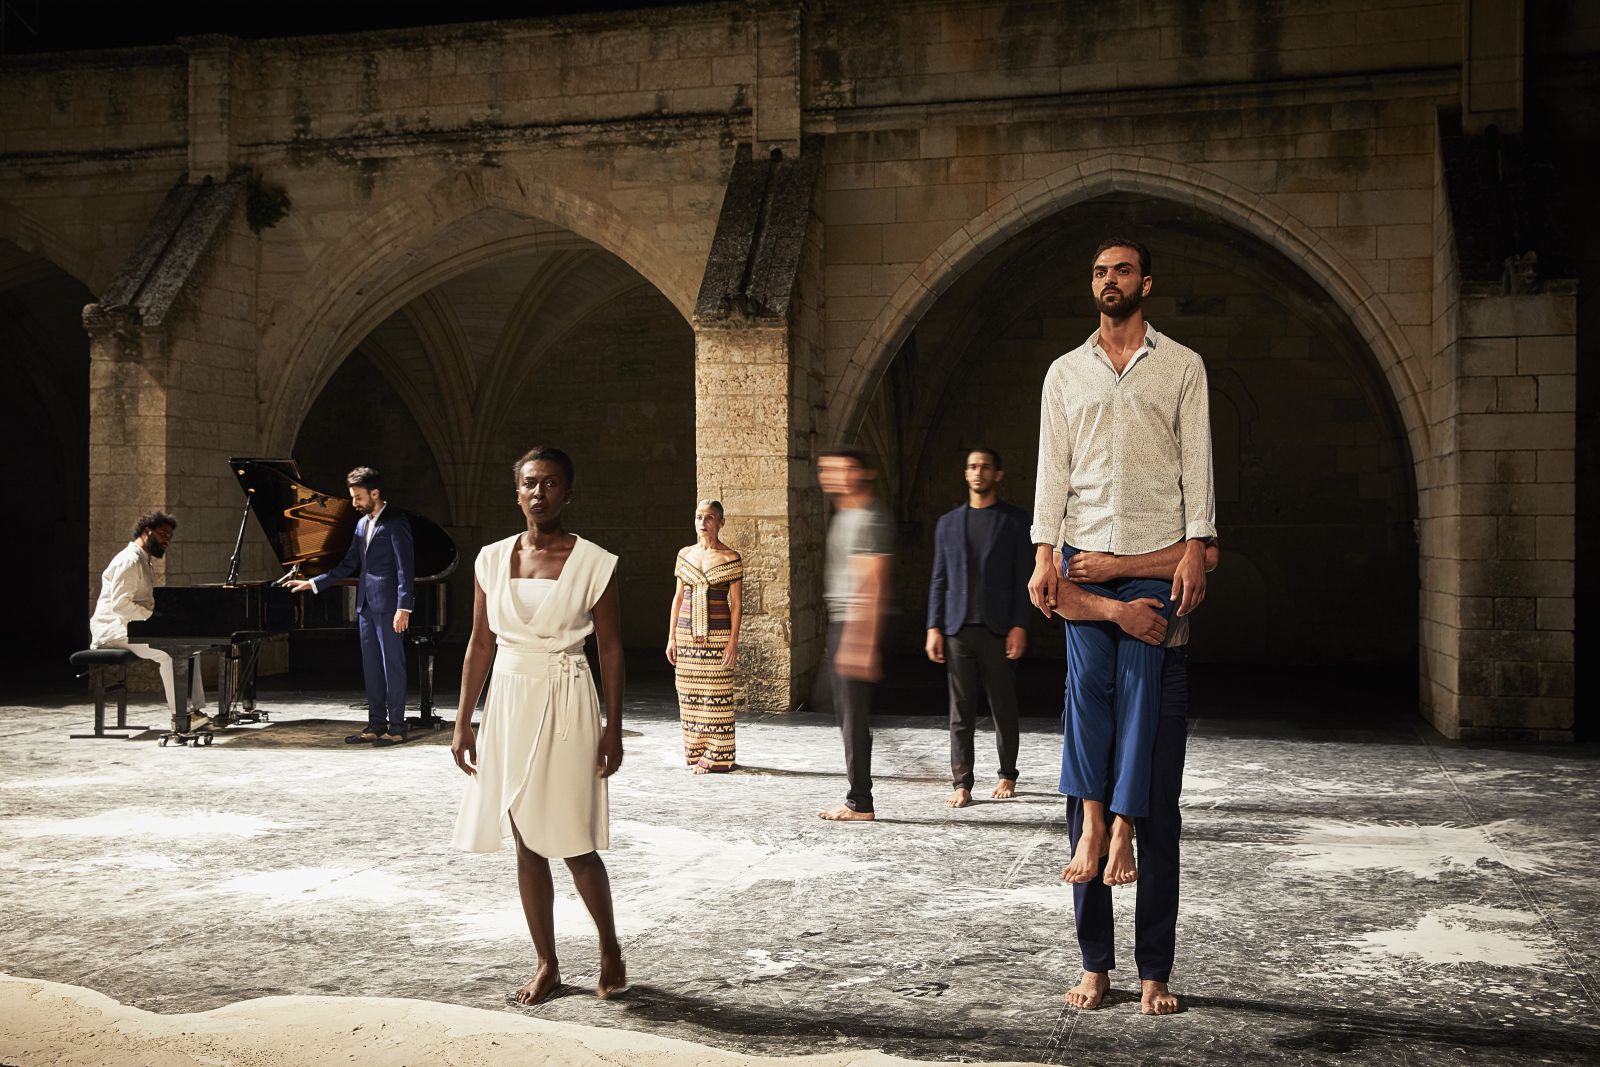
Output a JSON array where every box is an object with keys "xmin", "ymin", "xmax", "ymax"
[
  {"xmin": 946, "ymin": 625, "xmax": 1020, "ymax": 790},
  {"xmin": 1067, "ymin": 646, "xmax": 1188, "ymax": 983},
  {"xmin": 827, "ymin": 621, "xmax": 876, "ymax": 813},
  {"xmin": 1058, "ymin": 549, "xmax": 1177, "ymax": 818},
  {"xmin": 95, "ymin": 639, "xmax": 205, "ymax": 718},
  {"xmin": 358, "ymin": 608, "xmax": 408, "ymax": 734}
]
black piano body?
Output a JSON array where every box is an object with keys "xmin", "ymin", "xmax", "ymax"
[{"xmin": 128, "ymin": 457, "xmax": 458, "ymax": 744}]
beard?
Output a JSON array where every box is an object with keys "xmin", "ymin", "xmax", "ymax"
[
  {"xmin": 146, "ymin": 540, "xmax": 167, "ymax": 559},
  {"xmin": 1095, "ymin": 285, "xmax": 1144, "ymax": 320}
]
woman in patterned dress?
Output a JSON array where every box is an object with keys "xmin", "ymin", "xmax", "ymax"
[{"xmin": 666, "ymin": 500, "xmax": 743, "ymax": 772}]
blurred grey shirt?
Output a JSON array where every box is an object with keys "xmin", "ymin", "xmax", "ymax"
[
  {"xmin": 824, "ymin": 501, "xmax": 893, "ymax": 623},
  {"xmin": 1031, "ymin": 325, "xmax": 1217, "ymax": 554}
]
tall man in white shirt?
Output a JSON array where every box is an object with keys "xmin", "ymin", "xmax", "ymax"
[
  {"xmin": 1027, "ymin": 238, "xmax": 1216, "ymax": 976},
  {"xmin": 90, "ymin": 511, "xmax": 208, "ymax": 730}
]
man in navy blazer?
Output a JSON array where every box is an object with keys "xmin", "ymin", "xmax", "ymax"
[
  {"xmin": 288, "ymin": 466, "xmax": 414, "ymax": 746},
  {"xmin": 926, "ymin": 448, "xmax": 1033, "ymax": 807}
]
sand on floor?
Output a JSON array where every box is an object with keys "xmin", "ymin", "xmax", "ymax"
[{"xmin": 0, "ymin": 973, "xmax": 1031, "ymax": 1067}]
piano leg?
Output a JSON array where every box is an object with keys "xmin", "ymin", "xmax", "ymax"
[
  {"xmin": 160, "ymin": 651, "xmax": 215, "ymax": 747},
  {"xmin": 412, "ymin": 635, "xmax": 449, "ymax": 731}
]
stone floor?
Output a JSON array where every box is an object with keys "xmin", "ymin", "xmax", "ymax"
[{"xmin": 2, "ymin": 673, "xmax": 1598, "ymax": 1066}]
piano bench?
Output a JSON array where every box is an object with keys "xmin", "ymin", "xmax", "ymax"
[{"xmin": 69, "ymin": 649, "xmax": 152, "ymax": 740}]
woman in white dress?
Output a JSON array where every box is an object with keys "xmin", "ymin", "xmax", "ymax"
[{"xmin": 450, "ymin": 445, "xmax": 626, "ymax": 1005}]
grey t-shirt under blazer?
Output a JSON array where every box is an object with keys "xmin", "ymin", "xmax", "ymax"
[{"xmin": 1030, "ymin": 324, "xmax": 1217, "ymax": 554}]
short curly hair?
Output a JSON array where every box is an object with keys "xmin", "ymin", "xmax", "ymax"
[{"xmin": 131, "ymin": 511, "xmax": 177, "ymax": 541}]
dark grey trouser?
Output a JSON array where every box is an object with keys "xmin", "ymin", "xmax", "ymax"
[
  {"xmin": 827, "ymin": 621, "xmax": 876, "ymax": 813},
  {"xmin": 946, "ymin": 625, "xmax": 1020, "ymax": 790}
]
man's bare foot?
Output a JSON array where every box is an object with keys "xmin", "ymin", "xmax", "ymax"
[
  {"xmin": 991, "ymin": 778, "xmax": 1016, "ymax": 799},
  {"xmin": 946, "ymin": 787, "xmax": 972, "ymax": 808},
  {"xmin": 1140, "ymin": 980, "xmax": 1180, "ymax": 1015},
  {"xmin": 1063, "ymin": 971, "xmax": 1109, "ymax": 1010},
  {"xmin": 1062, "ymin": 827, "xmax": 1106, "ymax": 883},
  {"xmin": 818, "ymin": 805, "xmax": 875, "ymax": 821},
  {"xmin": 597, "ymin": 950, "xmax": 627, "ymax": 999},
  {"xmin": 513, "ymin": 962, "xmax": 561, "ymax": 1005},
  {"xmin": 1103, "ymin": 817, "xmax": 1138, "ymax": 886}
]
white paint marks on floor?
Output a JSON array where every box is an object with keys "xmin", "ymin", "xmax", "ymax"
[
  {"xmin": 1346, "ymin": 904, "xmax": 1554, "ymax": 968},
  {"xmin": 1262, "ymin": 818, "xmax": 1548, "ymax": 880},
  {"xmin": 12, "ymin": 807, "xmax": 291, "ymax": 840},
  {"xmin": 204, "ymin": 866, "xmax": 424, "ymax": 908}
]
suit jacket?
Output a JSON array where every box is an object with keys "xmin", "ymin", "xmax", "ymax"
[
  {"xmin": 926, "ymin": 500, "xmax": 1032, "ymax": 636},
  {"xmin": 313, "ymin": 506, "xmax": 415, "ymax": 615}
]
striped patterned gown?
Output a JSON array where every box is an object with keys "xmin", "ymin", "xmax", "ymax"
[{"xmin": 673, "ymin": 549, "xmax": 743, "ymax": 770}]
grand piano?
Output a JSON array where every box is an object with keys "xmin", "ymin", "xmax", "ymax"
[{"xmin": 127, "ymin": 458, "xmax": 459, "ymax": 746}]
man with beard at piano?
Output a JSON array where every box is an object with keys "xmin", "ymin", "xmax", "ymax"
[
  {"xmin": 90, "ymin": 511, "xmax": 210, "ymax": 732},
  {"xmin": 287, "ymin": 466, "xmax": 415, "ymax": 747}
]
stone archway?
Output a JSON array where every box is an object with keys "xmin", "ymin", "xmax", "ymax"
[
  {"xmin": 831, "ymin": 154, "xmax": 1432, "ymax": 485},
  {"xmin": 259, "ymin": 167, "xmax": 698, "ymax": 460}
]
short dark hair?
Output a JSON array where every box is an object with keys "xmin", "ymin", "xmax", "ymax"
[
  {"xmin": 1093, "ymin": 237, "xmax": 1151, "ymax": 277},
  {"xmin": 346, "ymin": 466, "xmax": 383, "ymax": 493},
  {"xmin": 513, "ymin": 445, "xmax": 576, "ymax": 490},
  {"xmin": 131, "ymin": 511, "xmax": 177, "ymax": 541},
  {"xmin": 965, "ymin": 446, "xmax": 1003, "ymax": 470},
  {"xmin": 817, "ymin": 445, "xmax": 877, "ymax": 472}
]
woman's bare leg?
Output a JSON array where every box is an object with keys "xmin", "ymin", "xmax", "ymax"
[
  {"xmin": 566, "ymin": 851, "xmax": 627, "ymax": 998},
  {"xmin": 511, "ymin": 824, "xmax": 561, "ymax": 1004}
]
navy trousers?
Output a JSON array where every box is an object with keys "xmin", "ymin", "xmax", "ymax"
[
  {"xmin": 1058, "ymin": 546, "xmax": 1177, "ymax": 818},
  {"xmin": 357, "ymin": 608, "xmax": 408, "ymax": 734},
  {"xmin": 1067, "ymin": 646, "xmax": 1188, "ymax": 983}
]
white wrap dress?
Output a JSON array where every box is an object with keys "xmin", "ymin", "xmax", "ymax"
[{"xmin": 452, "ymin": 533, "xmax": 618, "ymax": 858}]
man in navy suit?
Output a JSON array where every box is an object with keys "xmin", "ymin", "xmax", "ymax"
[
  {"xmin": 288, "ymin": 466, "xmax": 414, "ymax": 746},
  {"xmin": 925, "ymin": 448, "xmax": 1033, "ymax": 808}
]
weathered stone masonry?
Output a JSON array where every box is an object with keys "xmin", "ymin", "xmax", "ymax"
[{"xmin": 0, "ymin": 0, "xmax": 1579, "ymax": 737}]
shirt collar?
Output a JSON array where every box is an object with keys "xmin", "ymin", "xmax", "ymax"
[
  {"xmin": 1086, "ymin": 323, "xmax": 1160, "ymax": 377},
  {"xmin": 131, "ymin": 540, "xmax": 152, "ymax": 563}
]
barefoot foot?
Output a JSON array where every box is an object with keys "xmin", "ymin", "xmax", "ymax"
[
  {"xmin": 597, "ymin": 949, "xmax": 627, "ymax": 1000},
  {"xmin": 514, "ymin": 962, "xmax": 561, "ymax": 1005},
  {"xmin": 1103, "ymin": 817, "xmax": 1138, "ymax": 886},
  {"xmin": 945, "ymin": 787, "xmax": 972, "ymax": 808},
  {"xmin": 818, "ymin": 805, "xmax": 875, "ymax": 821},
  {"xmin": 1064, "ymin": 971, "xmax": 1109, "ymax": 1010},
  {"xmin": 692, "ymin": 761, "xmax": 711, "ymax": 775},
  {"xmin": 991, "ymin": 778, "xmax": 1016, "ymax": 800},
  {"xmin": 1062, "ymin": 827, "xmax": 1106, "ymax": 883},
  {"xmin": 1140, "ymin": 980, "xmax": 1180, "ymax": 1015}
]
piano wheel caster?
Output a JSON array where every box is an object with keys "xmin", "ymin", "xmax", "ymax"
[
  {"xmin": 203, "ymin": 734, "xmax": 214, "ymax": 746},
  {"xmin": 159, "ymin": 736, "xmax": 169, "ymax": 747}
]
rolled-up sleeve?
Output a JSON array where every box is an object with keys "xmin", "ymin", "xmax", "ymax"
[
  {"xmin": 1178, "ymin": 354, "xmax": 1218, "ymax": 542},
  {"xmin": 1031, "ymin": 363, "xmax": 1071, "ymax": 546}
]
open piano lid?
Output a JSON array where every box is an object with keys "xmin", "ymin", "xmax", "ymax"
[{"xmin": 229, "ymin": 457, "xmax": 459, "ymax": 582}]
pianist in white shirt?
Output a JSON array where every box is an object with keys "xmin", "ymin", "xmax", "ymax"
[{"xmin": 89, "ymin": 511, "xmax": 208, "ymax": 730}]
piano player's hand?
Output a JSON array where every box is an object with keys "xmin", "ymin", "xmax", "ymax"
[
  {"xmin": 286, "ymin": 579, "xmax": 315, "ymax": 594},
  {"xmin": 451, "ymin": 723, "xmax": 477, "ymax": 776}
]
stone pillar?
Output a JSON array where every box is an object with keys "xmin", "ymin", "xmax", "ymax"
[
  {"xmin": 751, "ymin": 0, "xmax": 804, "ymax": 155},
  {"xmin": 181, "ymin": 35, "xmax": 238, "ymax": 181},
  {"xmin": 1462, "ymin": 0, "xmax": 1523, "ymax": 134},
  {"xmin": 695, "ymin": 320, "xmax": 820, "ymax": 710}
]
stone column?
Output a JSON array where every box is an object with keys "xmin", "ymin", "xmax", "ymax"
[
  {"xmin": 695, "ymin": 320, "xmax": 821, "ymax": 711},
  {"xmin": 180, "ymin": 36, "xmax": 238, "ymax": 182}
]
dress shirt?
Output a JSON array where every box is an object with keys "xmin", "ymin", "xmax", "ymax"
[
  {"xmin": 1031, "ymin": 325, "xmax": 1217, "ymax": 554},
  {"xmin": 89, "ymin": 541, "xmax": 156, "ymax": 646}
]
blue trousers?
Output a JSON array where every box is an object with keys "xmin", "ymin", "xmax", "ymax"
[
  {"xmin": 357, "ymin": 609, "xmax": 408, "ymax": 734},
  {"xmin": 1058, "ymin": 550, "xmax": 1176, "ymax": 819},
  {"xmin": 1068, "ymin": 646, "xmax": 1188, "ymax": 982}
]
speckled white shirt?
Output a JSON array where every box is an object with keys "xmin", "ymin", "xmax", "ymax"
[{"xmin": 1031, "ymin": 325, "xmax": 1217, "ymax": 554}]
